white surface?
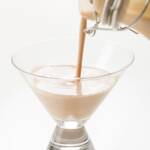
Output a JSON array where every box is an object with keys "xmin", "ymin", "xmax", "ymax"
[{"xmin": 0, "ymin": 0, "xmax": 150, "ymax": 150}]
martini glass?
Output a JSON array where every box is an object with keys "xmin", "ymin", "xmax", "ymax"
[{"xmin": 11, "ymin": 35, "xmax": 134, "ymax": 150}]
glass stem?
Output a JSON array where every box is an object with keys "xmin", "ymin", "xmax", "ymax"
[{"xmin": 50, "ymin": 125, "xmax": 89, "ymax": 148}]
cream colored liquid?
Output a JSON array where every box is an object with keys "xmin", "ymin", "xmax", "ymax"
[
  {"xmin": 32, "ymin": 66, "xmax": 116, "ymax": 121},
  {"xmin": 76, "ymin": 17, "xmax": 87, "ymax": 78},
  {"xmin": 32, "ymin": 1, "xmax": 122, "ymax": 121}
]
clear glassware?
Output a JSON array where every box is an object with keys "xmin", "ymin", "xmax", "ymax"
[
  {"xmin": 79, "ymin": 0, "xmax": 150, "ymax": 32},
  {"xmin": 11, "ymin": 34, "xmax": 134, "ymax": 150}
]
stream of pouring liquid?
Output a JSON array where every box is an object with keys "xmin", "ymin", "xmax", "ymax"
[
  {"xmin": 75, "ymin": 17, "xmax": 87, "ymax": 94},
  {"xmin": 76, "ymin": 17, "xmax": 87, "ymax": 78}
]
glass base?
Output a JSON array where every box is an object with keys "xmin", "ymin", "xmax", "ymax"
[{"xmin": 47, "ymin": 125, "xmax": 95, "ymax": 150}]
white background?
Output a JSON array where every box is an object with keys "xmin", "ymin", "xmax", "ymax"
[{"xmin": 0, "ymin": 0, "xmax": 150, "ymax": 150}]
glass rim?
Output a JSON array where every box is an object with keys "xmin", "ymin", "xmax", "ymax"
[{"xmin": 11, "ymin": 51, "xmax": 135, "ymax": 81}]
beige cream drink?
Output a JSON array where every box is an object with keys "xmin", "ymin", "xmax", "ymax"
[
  {"xmin": 32, "ymin": 1, "xmax": 121, "ymax": 121},
  {"xmin": 76, "ymin": 17, "xmax": 87, "ymax": 78},
  {"xmin": 32, "ymin": 66, "xmax": 116, "ymax": 121},
  {"xmin": 34, "ymin": 87, "xmax": 107, "ymax": 120}
]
